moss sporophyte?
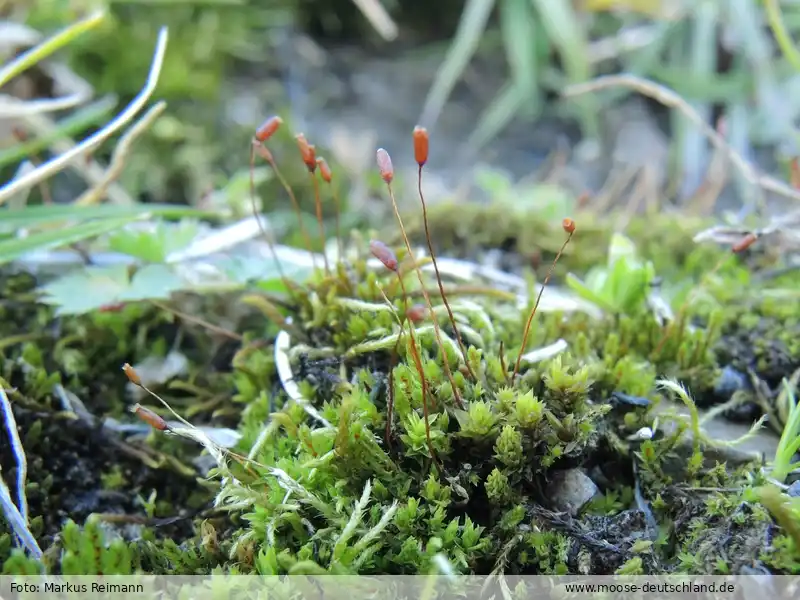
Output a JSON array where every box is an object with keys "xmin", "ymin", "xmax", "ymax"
[{"xmin": 4, "ymin": 113, "xmax": 800, "ymax": 577}]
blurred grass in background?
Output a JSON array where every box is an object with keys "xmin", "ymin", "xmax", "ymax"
[
  {"xmin": 422, "ymin": 0, "xmax": 800, "ymax": 205},
  {"xmin": 3, "ymin": 0, "xmax": 800, "ymax": 215}
]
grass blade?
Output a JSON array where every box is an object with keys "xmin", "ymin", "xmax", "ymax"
[
  {"xmin": 0, "ymin": 96, "xmax": 118, "ymax": 170},
  {"xmin": 0, "ymin": 216, "xmax": 149, "ymax": 265},
  {"xmin": 0, "ymin": 11, "xmax": 105, "ymax": 88},
  {"xmin": 468, "ymin": 83, "xmax": 529, "ymax": 153},
  {"xmin": 0, "ymin": 203, "xmax": 219, "ymax": 230},
  {"xmin": 419, "ymin": 0, "xmax": 496, "ymax": 127},
  {"xmin": 530, "ymin": 0, "xmax": 598, "ymax": 139},
  {"xmin": 500, "ymin": 0, "xmax": 539, "ymax": 119}
]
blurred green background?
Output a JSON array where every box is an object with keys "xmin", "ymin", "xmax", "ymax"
[{"xmin": 3, "ymin": 0, "xmax": 800, "ymax": 222}]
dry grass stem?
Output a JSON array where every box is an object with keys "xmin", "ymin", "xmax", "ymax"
[
  {"xmin": 74, "ymin": 101, "xmax": 166, "ymax": 205},
  {"xmin": 563, "ymin": 74, "xmax": 800, "ymax": 209}
]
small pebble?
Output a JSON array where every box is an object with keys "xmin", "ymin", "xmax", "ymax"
[
  {"xmin": 610, "ymin": 391, "xmax": 650, "ymax": 407},
  {"xmin": 714, "ymin": 365, "xmax": 750, "ymax": 398},
  {"xmin": 548, "ymin": 469, "xmax": 600, "ymax": 517},
  {"xmin": 786, "ymin": 480, "xmax": 800, "ymax": 498}
]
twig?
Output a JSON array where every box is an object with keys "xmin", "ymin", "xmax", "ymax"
[
  {"xmin": 563, "ymin": 74, "xmax": 800, "ymax": 208},
  {"xmin": 0, "ymin": 26, "xmax": 169, "ymax": 206},
  {"xmin": 0, "ymin": 387, "xmax": 41, "ymax": 559},
  {"xmin": 148, "ymin": 299, "xmax": 243, "ymax": 341},
  {"xmin": 74, "ymin": 101, "xmax": 167, "ymax": 205}
]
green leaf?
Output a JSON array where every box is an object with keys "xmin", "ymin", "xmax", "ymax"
[
  {"xmin": 0, "ymin": 217, "xmax": 142, "ymax": 265},
  {"xmin": 38, "ymin": 263, "xmax": 185, "ymax": 315},
  {"xmin": 607, "ymin": 233, "xmax": 638, "ymax": 267},
  {"xmin": 565, "ymin": 273, "xmax": 615, "ymax": 313},
  {"xmin": 37, "ymin": 265, "xmax": 131, "ymax": 315},
  {"xmin": 107, "ymin": 220, "xmax": 200, "ymax": 262},
  {"xmin": 119, "ymin": 264, "xmax": 185, "ymax": 302}
]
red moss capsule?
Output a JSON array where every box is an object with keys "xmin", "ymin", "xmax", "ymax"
[
  {"xmin": 413, "ymin": 126, "xmax": 429, "ymax": 167},
  {"xmin": 376, "ymin": 148, "xmax": 394, "ymax": 184},
  {"xmin": 295, "ymin": 134, "xmax": 317, "ymax": 172},
  {"xmin": 791, "ymin": 157, "xmax": 800, "ymax": 190},
  {"xmin": 732, "ymin": 232, "xmax": 758, "ymax": 253},
  {"xmin": 131, "ymin": 403, "xmax": 168, "ymax": 431},
  {"xmin": 406, "ymin": 304, "xmax": 428, "ymax": 323},
  {"xmin": 369, "ymin": 240, "xmax": 398, "ymax": 271},
  {"xmin": 122, "ymin": 363, "xmax": 141, "ymax": 386},
  {"xmin": 255, "ymin": 116, "xmax": 283, "ymax": 143},
  {"xmin": 562, "ymin": 217, "xmax": 576, "ymax": 234},
  {"xmin": 99, "ymin": 302, "xmax": 125, "ymax": 313},
  {"xmin": 317, "ymin": 157, "xmax": 332, "ymax": 183}
]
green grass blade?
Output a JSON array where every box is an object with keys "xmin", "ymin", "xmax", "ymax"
[
  {"xmin": 0, "ymin": 203, "xmax": 219, "ymax": 230},
  {"xmin": 0, "ymin": 11, "xmax": 106, "ymax": 88},
  {"xmin": 0, "ymin": 96, "xmax": 118, "ymax": 170},
  {"xmin": 530, "ymin": 0, "xmax": 598, "ymax": 139},
  {"xmin": 500, "ymin": 0, "xmax": 539, "ymax": 119},
  {"xmin": 0, "ymin": 217, "xmax": 148, "ymax": 265},
  {"xmin": 765, "ymin": 0, "xmax": 800, "ymax": 72},
  {"xmin": 679, "ymin": 1, "xmax": 718, "ymax": 199},
  {"xmin": 419, "ymin": 0, "xmax": 496, "ymax": 127},
  {"xmin": 468, "ymin": 83, "xmax": 528, "ymax": 152}
]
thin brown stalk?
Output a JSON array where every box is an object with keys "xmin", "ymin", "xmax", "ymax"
[
  {"xmin": 252, "ymin": 143, "xmax": 317, "ymax": 271},
  {"xmin": 376, "ymin": 148, "xmax": 465, "ymax": 410},
  {"xmin": 415, "ymin": 135, "xmax": 476, "ymax": 382},
  {"xmin": 249, "ymin": 142, "xmax": 293, "ymax": 291},
  {"xmin": 511, "ymin": 219, "xmax": 575, "ymax": 382},
  {"xmin": 375, "ymin": 275, "xmax": 439, "ymax": 470},
  {"xmin": 149, "ymin": 300, "xmax": 243, "ymax": 341},
  {"xmin": 310, "ymin": 172, "xmax": 330, "ymax": 276},
  {"xmin": 498, "ymin": 340, "xmax": 509, "ymax": 386},
  {"xmin": 317, "ymin": 157, "xmax": 343, "ymax": 262}
]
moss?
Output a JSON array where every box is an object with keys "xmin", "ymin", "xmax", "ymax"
[{"xmin": 2, "ymin": 203, "xmax": 800, "ymax": 576}]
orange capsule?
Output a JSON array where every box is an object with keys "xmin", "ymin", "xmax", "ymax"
[
  {"xmin": 255, "ymin": 116, "xmax": 282, "ymax": 143},
  {"xmin": 562, "ymin": 217, "xmax": 576, "ymax": 234},
  {"xmin": 122, "ymin": 363, "xmax": 141, "ymax": 386},
  {"xmin": 369, "ymin": 240, "xmax": 398, "ymax": 271},
  {"xmin": 376, "ymin": 148, "xmax": 394, "ymax": 184},
  {"xmin": 131, "ymin": 404, "xmax": 168, "ymax": 431},
  {"xmin": 295, "ymin": 134, "xmax": 317, "ymax": 172},
  {"xmin": 732, "ymin": 232, "xmax": 758, "ymax": 253},
  {"xmin": 413, "ymin": 126, "xmax": 429, "ymax": 167},
  {"xmin": 317, "ymin": 157, "xmax": 332, "ymax": 183}
]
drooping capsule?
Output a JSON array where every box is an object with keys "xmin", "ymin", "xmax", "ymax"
[
  {"xmin": 369, "ymin": 240, "xmax": 398, "ymax": 271},
  {"xmin": 131, "ymin": 403, "xmax": 168, "ymax": 431},
  {"xmin": 376, "ymin": 148, "xmax": 394, "ymax": 184},
  {"xmin": 255, "ymin": 116, "xmax": 282, "ymax": 143}
]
